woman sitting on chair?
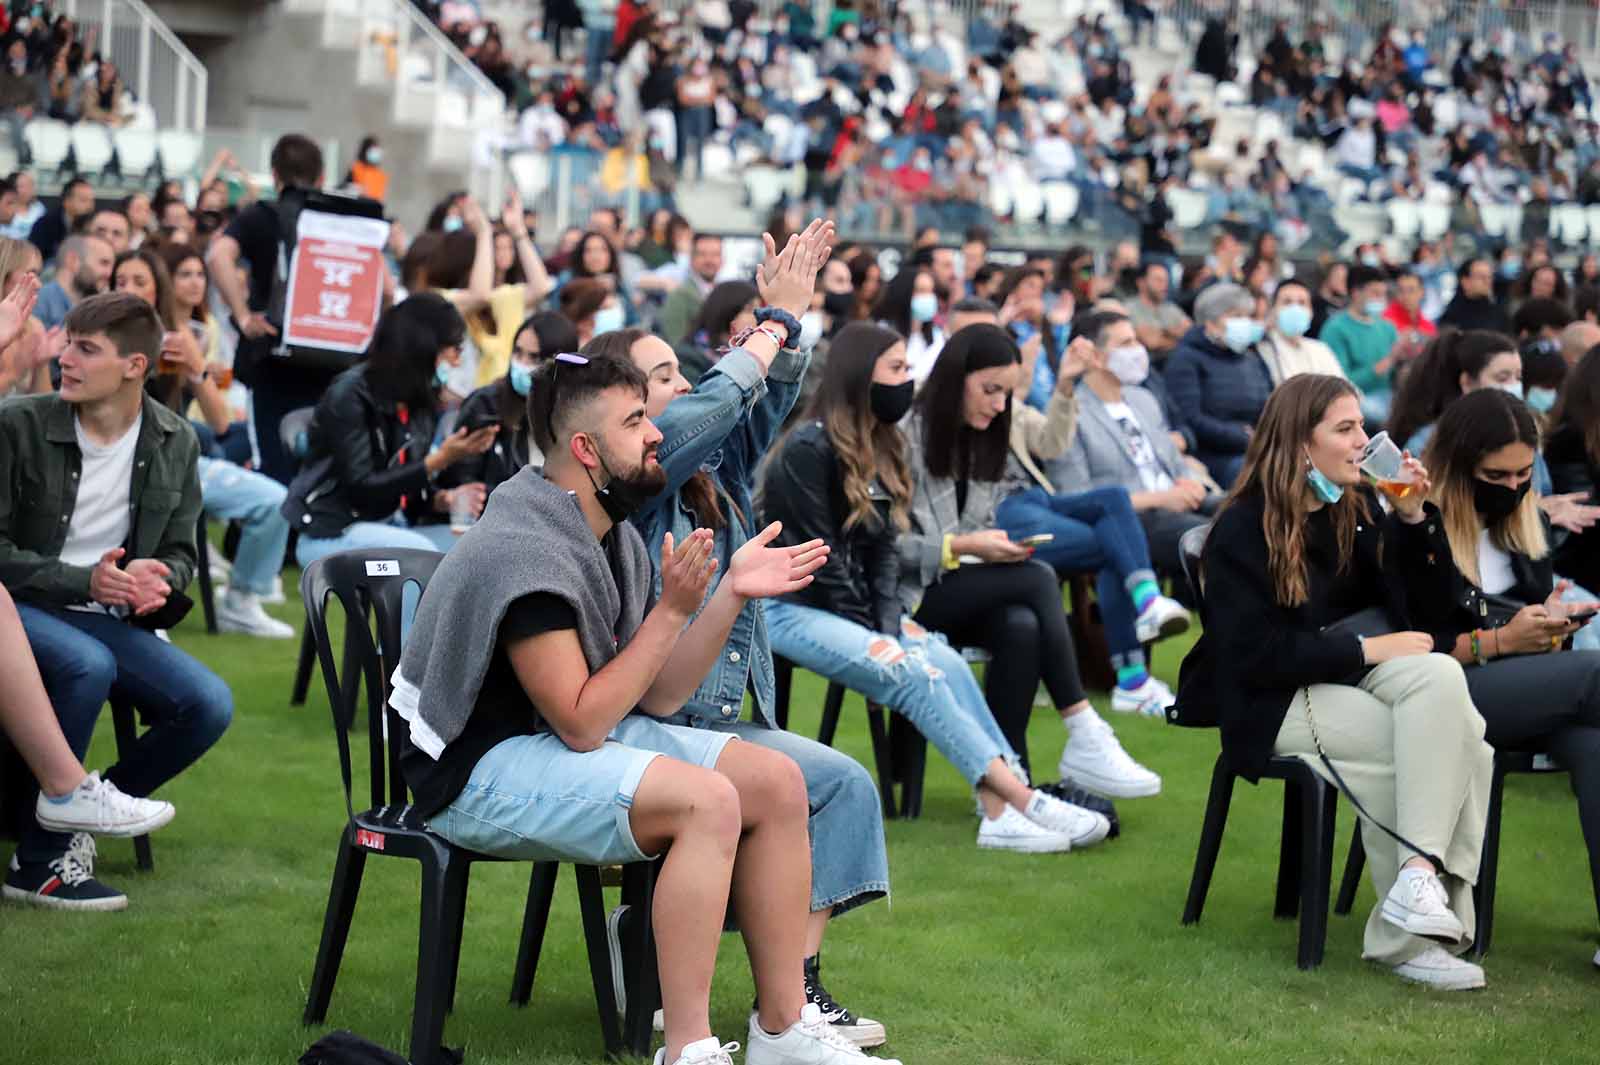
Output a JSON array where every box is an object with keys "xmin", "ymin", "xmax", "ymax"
[
  {"xmin": 1174, "ymin": 373, "xmax": 1494, "ymax": 989},
  {"xmin": 1409, "ymin": 388, "xmax": 1600, "ymax": 970}
]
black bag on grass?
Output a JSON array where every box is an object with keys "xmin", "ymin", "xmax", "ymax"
[{"xmin": 299, "ymin": 1030, "xmax": 461, "ymax": 1065}]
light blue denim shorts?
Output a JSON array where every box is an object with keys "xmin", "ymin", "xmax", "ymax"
[{"xmin": 427, "ymin": 715, "xmax": 737, "ymax": 864}]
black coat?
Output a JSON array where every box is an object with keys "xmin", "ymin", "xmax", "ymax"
[
  {"xmin": 439, "ymin": 382, "xmax": 535, "ymax": 495},
  {"xmin": 1173, "ymin": 489, "xmax": 1441, "ymax": 780},
  {"xmin": 1402, "ymin": 503, "xmax": 1554, "ymax": 642},
  {"xmin": 284, "ymin": 365, "xmax": 444, "ymax": 539},
  {"xmin": 760, "ymin": 420, "xmax": 901, "ymax": 635},
  {"xmin": 1545, "ymin": 422, "xmax": 1600, "ymax": 594},
  {"xmin": 1437, "ymin": 294, "xmax": 1512, "ymax": 335}
]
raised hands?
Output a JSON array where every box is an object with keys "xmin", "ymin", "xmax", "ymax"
[
  {"xmin": 727, "ymin": 521, "xmax": 829, "ymax": 600},
  {"xmin": 756, "ymin": 218, "xmax": 836, "ymax": 319},
  {"xmin": 0, "ymin": 273, "xmax": 40, "ymax": 352}
]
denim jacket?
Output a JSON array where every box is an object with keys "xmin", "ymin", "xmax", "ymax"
[{"xmin": 631, "ymin": 344, "xmax": 809, "ymax": 728}]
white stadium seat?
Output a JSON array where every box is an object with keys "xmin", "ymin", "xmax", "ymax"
[
  {"xmin": 1387, "ymin": 200, "xmax": 1421, "ymax": 239},
  {"xmin": 70, "ymin": 123, "xmax": 114, "ymax": 179},
  {"xmin": 114, "ymin": 127, "xmax": 159, "ymax": 181},
  {"xmin": 157, "ymin": 129, "xmax": 202, "ymax": 177},
  {"xmin": 23, "ymin": 119, "xmax": 71, "ymax": 174},
  {"xmin": 1418, "ymin": 203, "xmax": 1452, "ymax": 241},
  {"xmin": 1042, "ymin": 182, "xmax": 1079, "ymax": 225},
  {"xmin": 1011, "ymin": 180, "xmax": 1045, "ymax": 224}
]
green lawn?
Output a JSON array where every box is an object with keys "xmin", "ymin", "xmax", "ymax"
[{"xmin": 2, "ymin": 579, "xmax": 1598, "ymax": 1065}]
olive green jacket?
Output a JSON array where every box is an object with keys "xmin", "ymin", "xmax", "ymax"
[{"xmin": 0, "ymin": 391, "xmax": 201, "ymax": 606}]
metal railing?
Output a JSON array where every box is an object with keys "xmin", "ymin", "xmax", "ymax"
[{"xmin": 59, "ymin": 0, "xmax": 207, "ymax": 131}]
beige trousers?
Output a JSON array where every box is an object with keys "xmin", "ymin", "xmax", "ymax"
[{"xmin": 1272, "ymin": 653, "xmax": 1494, "ymax": 966}]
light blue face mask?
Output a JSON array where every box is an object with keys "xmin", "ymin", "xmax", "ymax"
[
  {"xmin": 509, "ymin": 362, "xmax": 534, "ymax": 396},
  {"xmin": 1276, "ymin": 304, "xmax": 1312, "ymax": 338},
  {"xmin": 592, "ymin": 304, "xmax": 626, "ymax": 335},
  {"xmin": 910, "ymin": 293, "xmax": 938, "ymax": 323},
  {"xmin": 1362, "ymin": 299, "xmax": 1388, "ymax": 319},
  {"xmin": 442, "ymin": 215, "xmax": 464, "ymax": 233},
  {"xmin": 1306, "ymin": 453, "xmax": 1344, "ymax": 504},
  {"xmin": 1527, "ymin": 385, "xmax": 1559, "ymax": 413},
  {"xmin": 434, "ymin": 361, "xmax": 452, "ymax": 388},
  {"xmin": 1222, "ymin": 317, "xmax": 1262, "ymax": 353},
  {"xmin": 1495, "ymin": 380, "xmax": 1524, "ymax": 401}
]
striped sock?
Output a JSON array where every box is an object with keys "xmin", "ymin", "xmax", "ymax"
[
  {"xmin": 1116, "ymin": 663, "xmax": 1149, "ymax": 690},
  {"xmin": 1131, "ymin": 579, "xmax": 1162, "ymax": 613}
]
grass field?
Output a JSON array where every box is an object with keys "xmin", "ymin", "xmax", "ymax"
[{"xmin": 2, "ymin": 576, "xmax": 1599, "ymax": 1065}]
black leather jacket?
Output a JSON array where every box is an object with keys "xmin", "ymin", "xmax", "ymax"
[
  {"xmin": 761, "ymin": 420, "xmax": 901, "ymax": 634},
  {"xmin": 438, "ymin": 382, "xmax": 537, "ymax": 495},
  {"xmin": 283, "ymin": 365, "xmax": 443, "ymax": 539}
]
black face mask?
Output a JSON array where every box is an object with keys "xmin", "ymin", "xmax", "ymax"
[
  {"xmin": 822, "ymin": 290, "xmax": 855, "ymax": 318},
  {"xmin": 1473, "ymin": 477, "xmax": 1531, "ymax": 523},
  {"xmin": 869, "ymin": 379, "xmax": 915, "ymax": 424},
  {"xmin": 586, "ymin": 449, "xmax": 663, "ymax": 524}
]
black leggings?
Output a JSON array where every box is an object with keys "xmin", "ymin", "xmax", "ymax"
[{"xmin": 913, "ymin": 559, "xmax": 1085, "ymax": 774}]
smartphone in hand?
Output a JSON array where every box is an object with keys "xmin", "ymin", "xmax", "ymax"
[{"xmin": 1018, "ymin": 533, "xmax": 1054, "ymax": 547}]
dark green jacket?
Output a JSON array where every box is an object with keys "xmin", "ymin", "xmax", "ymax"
[{"xmin": 0, "ymin": 391, "xmax": 201, "ymax": 606}]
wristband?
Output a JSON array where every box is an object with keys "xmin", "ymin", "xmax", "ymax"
[
  {"xmin": 730, "ymin": 324, "xmax": 787, "ymax": 352},
  {"xmin": 754, "ymin": 306, "xmax": 802, "ymax": 350},
  {"xmin": 941, "ymin": 533, "xmax": 960, "ymax": 571}
]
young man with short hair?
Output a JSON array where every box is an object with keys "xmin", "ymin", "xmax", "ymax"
[
  {"xmin": 392, "ymin": 353, "xmax": 890, "ymax": 1065},
  {"xmin": 33, "ymin": 234, "xmax": 112, "ymax": 329},
  {"xmin": 87, "ymin": 207, "xmax": 131, "ymax": 255},
  {"xmin": 1319, "ymin": 264, "xmax": 1400, "ymax": 425},
  {"xmin": 29, "ymin": 176, "xmax": 95, "ymax": 263},
  {"xmin": 0, "ymin": 292, "xmax": 232, "ymax": 911}
]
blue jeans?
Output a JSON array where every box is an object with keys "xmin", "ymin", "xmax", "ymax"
[
  {"xmin": 765, "ymin": 602, "xmax": 1017, "ymax": 789},
  {"xmin": 198, "ymin": 457, "xmax": 289, "ymax": 597},
  {"xmin": 294, "ymin": 516, "xmax": 459, "ymax": 568},
  {"xmin": 995, "ymin": 485, "xmax": 1158, "ymax": 658},
  {"xmin": 584, "ymin": 27, "xmax": 612, "ymax": 85},
  {"xmin": 15, "ymin": 604, "xmax": 232, "ymax": 864},
  {"xmin": 659, "ymin": 714, "xmax": 889, "ymax": 916}
]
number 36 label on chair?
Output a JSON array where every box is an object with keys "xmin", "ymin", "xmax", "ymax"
[{"xmin": 364, "ymin": 560, "xmax": 399, "ymax": 577}]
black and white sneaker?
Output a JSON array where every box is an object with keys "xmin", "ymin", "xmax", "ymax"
[
  {"xmin": 803, "ymin": 954, "xmax": 887, "ymax": 1049},
  {"xmin": 1036, "ymin": 780, "xmax": 1121, "ymax": 839},
  {"xmin": 3, "ymin": 852, "xmax": 127, "ymax": 911}
]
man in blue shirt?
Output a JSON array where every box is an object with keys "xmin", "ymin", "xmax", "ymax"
[{"xmin": 33, "ymin": 235, "xmax": 112, "ymax": 330}]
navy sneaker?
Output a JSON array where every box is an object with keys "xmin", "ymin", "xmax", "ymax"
[
  {"xmin": 1036, "ymin": 780, "xmax": 1121, "ymax": 839},
  {"xmin": 3, "ymin": 852, "xmax": 127, "ymax": 911}
]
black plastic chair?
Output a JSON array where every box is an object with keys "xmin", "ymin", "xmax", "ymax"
[
  {"xmin": 773, "ymin": 656, "xmax": 925, "ymax": 819},
  {"xmin": 1333, "ymin": 750, "xmax": 1562, "ymax": 959},
  {"xmin": 298, "ymin": 548, "xmax": 656, "ymax": 1063},
  {"xmin": 195, "ymin": 512, "xmax": 217, "ymax": 635},
  {"xmin": 1173, "ymin": 521, "xmax": 1343, "ymax": 969},
  {"xmin": 108, "ymin": 695, "xmax": 154, "ymax": 872}
]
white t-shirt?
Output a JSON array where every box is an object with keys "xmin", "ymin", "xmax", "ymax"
[
  {"xmin": 61, "ymin": 412, "xmax": 141, "ymax": 608},
  {"xmin": 1102, "ymin": 400, "xmax": 1173, "ymax": 494},
  {"xmin": 1476, "ymin": 528, "xmax": 1516, "ymax": 595}
]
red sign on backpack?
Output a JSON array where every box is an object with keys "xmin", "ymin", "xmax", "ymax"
[{"xmin": 281, "ymin": 210, "xmax": 391, "ymax": 355}]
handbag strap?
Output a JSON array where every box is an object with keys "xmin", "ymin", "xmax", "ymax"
[{"xmin": 1300, "ymin": 686, "xmax": 1447, "ymax": 872}]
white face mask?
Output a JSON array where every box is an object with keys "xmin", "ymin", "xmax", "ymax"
[
  {"xmin": 798, "ymin": 310, "xmax": 825, "ymax": 350},
  {"xmin": 1106, "ymin": 343, "xmax": 1150, "ymax": 385},
  {"xmin": 592, "ymin": 304, "xmax": 626, "ymax": 335}
]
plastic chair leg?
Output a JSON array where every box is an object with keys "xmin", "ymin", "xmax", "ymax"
[
  {"xmin": 1182, "ymin": 756, "xmax": 1236, "ymax": 925},
  {"xmin": 407, "ymin": 848, "xmax": 461, "ymax": 1065},
  {"xmin": 108, "ymin": 698, "xmax": 152, "ymax": 871},
  {"xmin": 291, "ymin": 624, "xmax": 316, "ymax": 706},
  {"xmin": 1472, "ymin": 759, "xmax": 1510, "ymax": 960},
  {"xmin": 621, "ymin": 863, "xmax": 659, "ymax": 1057},
  {"xmin": 865, "ymin": 702, "xmax": 898, "ymax": 819},
  {"xmin": 575, "ymin": 864, "xmax": 624, "ymax": 1056},
  {"xmin": 817, "ymin": 682, "xmax": 845, "ymax": 747},
  {"xmin": 510, "ymin": 862, "xmax": 560, "ymax": 1006},
  {"xmin": 1296, "ymin": 778, "xmax": 1336, "ymax": 970},
  {"xmin": 303, "ymin": 828, "xmax": 368, "ymax": 1025},
  {"xmin": 196, "ymin": 521, "xmax": 218, "ymax": 635},
  {"xmin": 891, "ymin": 712, "xmax": 926, "ymax": 820},
  {"xmin": 1274, "ymin": 779, "xmax": 1304, "ymax": 920},
  {"xmin": 1335, "ymin": 829, "xmax": 1366, "ymax": 916},
  {"xmin": 441, "ymin": 865, "xmax": 472, "ymax": 1014}
]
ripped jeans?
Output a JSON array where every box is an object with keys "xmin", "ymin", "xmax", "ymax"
[{"xmin": 765, "ymin": 600, "xmax": 1019, "ymax": 788}]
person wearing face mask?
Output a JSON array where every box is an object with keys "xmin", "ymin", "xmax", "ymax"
[
  {"xmin": 1259, "ymin": 280, "xmax": 1346, "ymax": 385},
  {"xmin": 1175, "ymin": 373, "xmax": 1494, "ymax": 990},
  {"xmin": 762, "ymin": 321, "xmax": 1114, "ymax": 856},
  {"xmin": 874, "ymin": 265, "xmax": 944, "ymax": 384},
  {"xmin": 442, "ymin": 312, "xmax": 576, "ymax": 497},
  {"xmin": 345, "ymin": 135, "xmax": 388, "ymax": 202},
  {"xmin": 284, "ymin": 295, "xmax": 500, "ymax": 567},
  {"xmin": 1319, "ymin": 265, "xmax": 1401, "ymax": 426},
  {"xmin": 676, "ymin": 279, "xmax": 758, "ymax": 386},
  {"xmin": 1408, "ymin": 389, "xmax": 1600, "ymax": 969},
  {"xmin": 1165, "ymin": 283, "xmax": 1274, "ymax": 488}
]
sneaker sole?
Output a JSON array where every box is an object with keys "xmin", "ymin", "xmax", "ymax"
[
  {"xmin": 1391, "ymin": 961, "xmax": 1486, "ymax": 990},
  {"xmin": 1059, "ymin": 767, "xmax": 1162, "ymax": 800},
  {"xmin": 835, "ymin": 1019, "xmax": 887, "ymax": 1048},
  {"xmin": 977, "ymin": 833, "xmax": 1075, "ymax": 853},
  {"xmin": 1136, "ymin": 613, "xmax": 1191, "ymax": 644},
  {"xmin": 1380, "ymin": 899, "xmax": 1467, "ymax": 943},
  {"xmin": 605, "ymin": 906, "xmax": 628, "ymax": 1018},
  {"xmin": 35, "ymin": 802, "xmax": 175, "ymax": 838},
  {"xmin": 215, "ymin": 621, "xmax": 297, "ymax": 639},
  {"xmin": 2, "ymin": 883, "xmax": 128, "ymax": 912}
]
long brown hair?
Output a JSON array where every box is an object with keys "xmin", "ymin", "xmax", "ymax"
[
  {"xmin": 801, "ymin": 322, "xmax": 912, "ymax": 531},
  {"xmin": 582, "ymin": 327, "xmax": 729, "ymax": 530},
  {"xmin": 1215, "ymin": 374, "xmax": 1370, "ymax": 607},
  {"xmin": 1552, "ymin": 341, "xmax": 1600, "ymax": 466}
]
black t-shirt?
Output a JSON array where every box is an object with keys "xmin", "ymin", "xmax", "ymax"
[
  {"xmin": 223, "ymin": 201, "xmax": 281, "ymax": 313},
  {"xmin": 401, "ymin": 592, "xmax": 577, "ymax": 818}
]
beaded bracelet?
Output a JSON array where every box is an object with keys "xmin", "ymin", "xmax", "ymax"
[
  {"xmin": 729, "ymin": 324, "xmax": 788, "ymax": 352},
  {"xmin": 1470, "ymin": 629, "xmax": 1484, "ymax": 667},
  {"xmin": 753, "ymin": 306, "xmax": 802, "ymax": 350}
]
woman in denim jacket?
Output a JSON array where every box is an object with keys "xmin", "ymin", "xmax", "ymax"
[{"xmin": 621, "ymin": 220, "xmax": 892, "ymax": 1049}]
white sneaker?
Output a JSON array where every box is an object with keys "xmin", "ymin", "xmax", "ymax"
[
  {"xmin": 1023, "ymin": 790, "xmax": 1110, "ymax": 848},
  {"xmin": 216, "ymin": 591, "xmax": 295, "ymax": 639},
  {"xmin": 977, "ymin": 804, "xmax": 1076, "ymax": 853},
  {"xmin": 260, "ymin": 576, "xmax": 286, "ymax": 606},
  {"xmin": 745, "ymin": 1003, "xmax": 901, "ymax": 1065},
  {"xmin": 208, "ymin": 556, "xmax": 232, "ymax": 587},
  {"xmin": 1134, "ymin": 595, "xmax": 1191, "ymax": 643},
  {"xmin": 1110, "ymin": 676, "xmax": 1176, "ymax": 717},
  {"xmin": 653, "ymin": 1036, "xmax": 739, "ymax": 1065},
  {"xmin": 34, "ymin": 772, "xmax": 175, "ymax": 837},
  {"xmin": 1381, "ymin": 867, "xmax": 1467, "ymax": 942},
  {"xmin": 1392, "ymin": 945, "xmax": 1486, "ymax": 990},
  {"xmin": 67, "ymin": 831, "xmax": 96, "ymax": 874},
  {"xmin": 1058, "ymin": 710, "xmax": 1162, "ymax": 798}
]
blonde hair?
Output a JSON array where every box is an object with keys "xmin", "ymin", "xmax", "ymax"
[{"xmin": 0, "ymin": 237, "xmax": 41, "ymax": 291}]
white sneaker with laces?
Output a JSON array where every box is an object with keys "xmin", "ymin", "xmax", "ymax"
[
  {"xmin": 652, "ymin": 1037, "xmax": 739, "ymax": 1065},
  {"xmin": 976, "ymin": 804, "xmax": 1076, "ymax": 853},
  {"xmin": 1023, "ymin": 790, "xmax": 1110, "ymax": 847},
  {"xmin": 1058, "ymin": 710, "xmax": 1162, "ymax": 798},
  {"xmin": 1134, "ymin": 595, "xmax": 1191, "ymax": 643},
  {"xmin": 216, "ymin": 590, "xmax": 295, "ymax": 639},
  {"xmin": 34, "ymin": 772, "xmax": 174, "ymax": 837},
  {"xmin": 745, "ymin": 1003, "xmax": 901, "ymax": 1065},
  {"xmin": 1392, "ymin": 945, "xmax": 1486, "ymax": 990},
  {"xmin": 67, "ymin": 831, "xmax": 97, "ymax": 874},
  {"xmin": 1110, "ymin": 676, "xmax": 1175, "ymax": 717},
  {"xmin": 1381, "ymin": 867, "xmax": 1466, "ymax": 941}
]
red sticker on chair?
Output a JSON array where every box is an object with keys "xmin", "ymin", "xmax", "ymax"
[{"xmin": 355, "ymin": 829, "xmax": 386, "ymax": 851}]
